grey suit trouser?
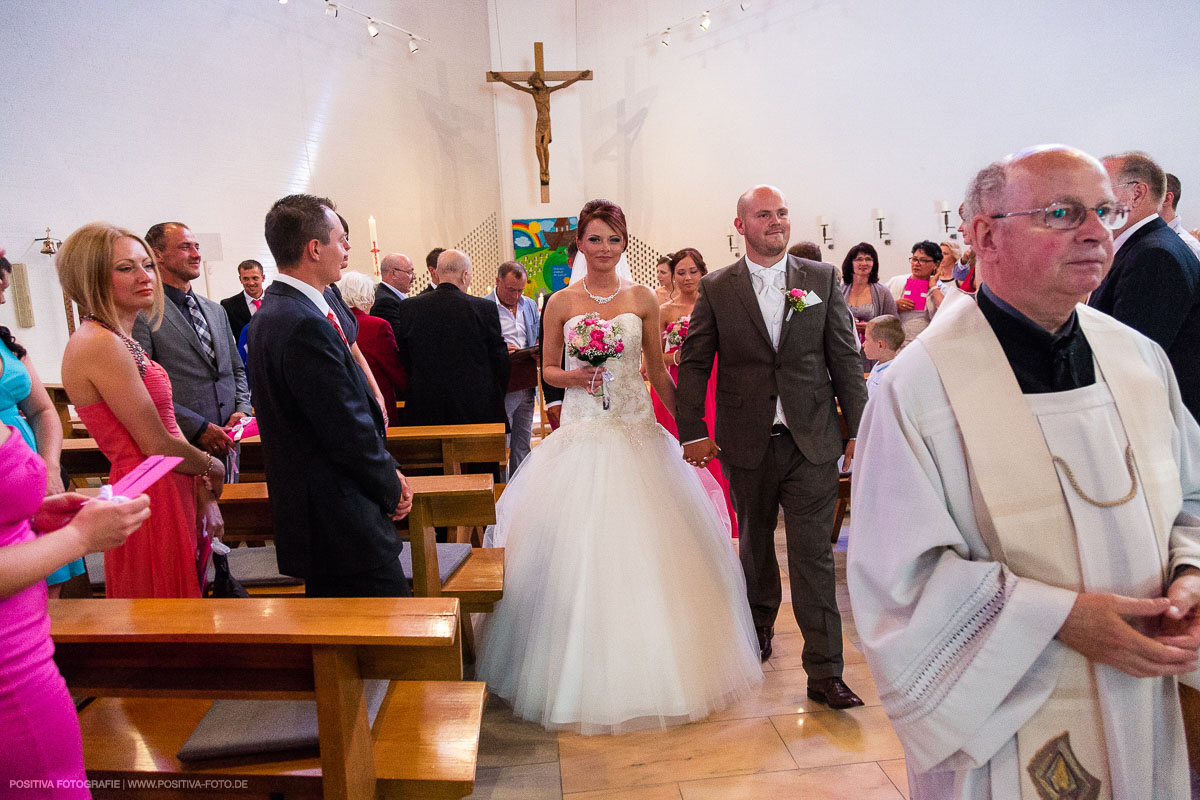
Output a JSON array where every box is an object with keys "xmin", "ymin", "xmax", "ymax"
[{"xmin": 723, "ymin": 430, "xmax": 843, "ymax": 679}]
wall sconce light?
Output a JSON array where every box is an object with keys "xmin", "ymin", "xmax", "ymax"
[
  {"xmin": 937, "ymin": 200, "xmax": 957, "ymax": 240},
  {"xmin": 727, "ymin": 227, "xmax": 741, "ymax": 256},
  {"xmin": 817, "ymin": 216, "xmax": 834, "ymax": 250},
  {"xmin": 871, "ymin": 209, "xmax": 891, "ymax": 246},
  {"xmin": 36, "ymin": 227, "xmax": 61, "ymax": 256}
]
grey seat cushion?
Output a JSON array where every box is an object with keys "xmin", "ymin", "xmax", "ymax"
[
  {"xmin": 86, "ymin": 542, "xmax": 472, "ymax": 590},
  {"xmin": 177, "ymin": 679, "xmax": 390, "ymax": 762}
]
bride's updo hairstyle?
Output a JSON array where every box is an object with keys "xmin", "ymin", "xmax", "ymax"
[{"xmin": 577, "ymin": 199, "xmax": 628, "ymax": 249}]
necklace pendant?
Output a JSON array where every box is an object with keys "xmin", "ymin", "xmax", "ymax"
[{"xmin": 582, "ymin": 277, "xmax": 620, "ymax": 304}]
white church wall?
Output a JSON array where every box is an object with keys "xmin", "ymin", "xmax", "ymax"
[
  {"xmin": 572, "ymin": 0, "xmax": 1199, "ymax": 281},
  {"xmin": 0, "ymin": 0, "xmax": 499, "ymax": 381}
]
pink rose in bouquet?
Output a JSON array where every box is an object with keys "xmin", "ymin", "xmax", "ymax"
[
  {"xmin": 566, "ymin": 315, "xmax": 625, "ymax": 409},
  {"xmin": 663, "ymin": 314, "xmax": 691, "ymax": 353}
]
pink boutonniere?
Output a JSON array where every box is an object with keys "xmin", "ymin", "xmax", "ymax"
[{"xmin": 783, "ymin": 287, "xmax": 808, "ymax": 320}]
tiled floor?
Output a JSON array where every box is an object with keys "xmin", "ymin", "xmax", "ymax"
[{"xmin": 466, "ymin": 523, "xmax": 911, "ymax": 799}]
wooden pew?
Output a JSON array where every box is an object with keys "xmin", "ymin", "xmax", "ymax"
[
  {"xmin": 60, "ymin": 423, "xmax": 508, "ymax": 484},
  {"xmin": 51, "ymin": 597, "xmax": 486, "ymax": 799}
]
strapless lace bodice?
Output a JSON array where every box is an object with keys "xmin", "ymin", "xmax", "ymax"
[{"xmin": 560, "ymin": 312, "xmax": 655, "ymax": 427}]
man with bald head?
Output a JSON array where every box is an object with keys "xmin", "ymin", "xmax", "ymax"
[
  {"xmin": 370, "ymin": 252, "xmax": 414, "ymax": 340},
  {"xmin": 1089, "ymin": 152, "xmax": 1200, "ymax": 421},
  {"xmin": 848, "ymin": 145, "xmax": 1200, "ymax": 798},
  {"xmin": 391, "ymin": 249, "xmax": 509, "ymax": 428},
  {"xmin": 677, "ymin": 185, "xmax": 867, "ymax": 707}
]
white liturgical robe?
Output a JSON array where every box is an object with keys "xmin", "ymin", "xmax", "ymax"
[{"xmin": 847, "ymin": 297, "xmax": 1200, "ymax": 799}]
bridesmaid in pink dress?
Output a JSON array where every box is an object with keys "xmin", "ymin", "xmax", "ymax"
[
  {"xmin": 0, "ymin": 423, "xmax": 150, "ymax": 797},
  {"xmin": 651, "ymin": 249, "xmax": 738, "ymax": 538},
  {"xmin": 57, "ymin": 224, "xmax": 225, "ymax": 598}
]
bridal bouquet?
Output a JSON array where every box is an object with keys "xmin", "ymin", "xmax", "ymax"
[
  {"xmin": 566, "ymin": 315, "xmax": 625, "ymax": 410},
  {"xmin": 664, "ymin": 315, "xmax": 690, "ymax": 352}
]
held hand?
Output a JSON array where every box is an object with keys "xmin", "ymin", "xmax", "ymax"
[
  {"xmin": 1057, "ymin": 592, "xmax": 1198, "ymax": 677},
  {"xmin": 1157, "ymin": 570, "xmax": 1200, "ymax": 649},
  {"xmin": 69, "ymin": 495, "xmax": 151, "ymax": 554},
  {"xmin": 854, "ymin": 320, "xmax": 868, "ymax": 335},
  {"xmin": 575, "ymin": 365, "xmax": 605, "ymax": 393},
  {"xmin": 391, "ymin": 470, "xmax": 414, "ymax": 520},
  {"xmin": 196, "ymin": 488, "xmax": 224, "ymax": 542},
  {"xmin": 507, "ymin": 343, "xmax": 519, "ymax": 353},
  {"xmin": 224, "ymin": 412, "xmax": 248, "ymax": 429},
  {"xmin": 33, "ymin": 492, "xmax": 90, "ymax": 533},
  {"xmin": 374, "ymin": 390, "xmax": 388, "ymax": 420},
  {"xmin": 197, "ymin": 423, "xmax": 234, "ymax": 456},
  {"xmin": 546, "ymin": 405, "xmax": 562, "ymax": 429},
  {"xmin": 662, "ymin": 352, "xmax": 678, "ymax": 371},
  {"xmin": 682, "ymin": 438, "xmax": 719, "ymax": 469},
  {"xmin": 897, "ymin": 298, "xmax": 916, "ymax": 312},
  {"xmin": 842, "ymin": 439, "xmax": 856, "ymax": 472}
]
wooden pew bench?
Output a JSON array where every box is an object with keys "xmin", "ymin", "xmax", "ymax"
[{"xmin": 51, "ymin": 597, "xmax": 485, "ymax": 799}]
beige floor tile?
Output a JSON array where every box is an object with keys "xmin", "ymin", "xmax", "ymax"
[
  {"xmin": 677, "ymin": 762, "xmax": 903, "ymax": 800},
  {"xmin": 565, "ymin": 782, "xmax": 683, "ymax": 799},
  {"xmin": 710, "ymin": 661, "xmax": 881, "ymax": 721},
  {"xmin": 770, "ymin": 705, "xmax": 905, "ymax": 769},
  {"xmin": 478, "ymin": 700, "xmax": 560, "ymax": 768},
  {"xmin": 467, "ymin": 761, "xmax": 562, "ymax": 799},
  {"xmin": 878, "ymin": 759, "xmax": 910, "ymax": 799},
  {"xmin": 557, "ymin": 716, "xmax": 796, "ymax": 794},
  {"xmin": 766, "ymin": 632, "xmax": 866, "ymax": 670}
]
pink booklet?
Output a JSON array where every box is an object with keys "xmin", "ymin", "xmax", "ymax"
[
  {"xmin": 903, "ymin": 277, "xmax": 929, "ymax": 311},
  {"xmin": 109, "ymin": 455, "xmax": 184, "ymax": 498}
]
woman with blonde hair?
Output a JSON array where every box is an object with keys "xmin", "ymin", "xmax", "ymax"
[{"xmin": 58, "ymin": 223, "xmax": 224, "ymax": 598}]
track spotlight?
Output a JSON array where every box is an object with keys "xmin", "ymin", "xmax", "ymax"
[
  {"xmin": 278, "ymin": 0, "xmax": 287, "ymax": 4},
  {"xmin": 367, "ymin": 19, "xmax": 380, "ymax": 37},
  {"xmin": 739, "ymin": 1, "xmax": 751, "ymax": 9},
  {"xmin": 408, "ymin": 36, "xmax": 419, "ymax": 53},
  {"xmin": 660, "ymin": 29, "xmax": 671, "ymax": 47},
  {"xmin": 324, "ymin": 2, "xmax": 337, "ymax": 17},
  {"xmin": 699, "ymin": 11, "xmax": 711, "ymax": 30}
]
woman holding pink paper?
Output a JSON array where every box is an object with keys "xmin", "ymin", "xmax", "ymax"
[
  {"xmin": 57, "ymin": 223, "xmax": 225, "ymax": 598},
  {"xmin": 0, "ymin": 420, "xmax": 150, "ymax": 797},
  {"xmin": 884, "ymin": 240, "xmax": 942, "ymax": 345}
]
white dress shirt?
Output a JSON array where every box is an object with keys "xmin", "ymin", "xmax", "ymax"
[
  {"xmin": 272, "ymin": 273, "xmax": 332, "ymax": 317},
  {"xmin": 379, "ymin": 281, "xmax": 407, "ymax": 301},
  {"xmin": 243, "ymin": 291, "xmax": 263, "ymax": 314},
  {"xmin": 493, "ymin": 296, "xmax": 527, "ymax": 349},
  {"xmin": 1113, "ymin": 212, "xmax": 1159, "ymax": 253},
  {"xmin": 745, "ymin": 252, "xmax": 788, "ymax": 427},
  {"xmin": 1167, "ymin": 216, "xmax": 1200, "ymax": 259}
]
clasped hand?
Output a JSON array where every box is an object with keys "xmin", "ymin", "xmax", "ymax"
[
  {"xmin": 573, "ymin": 365, "xmax": 606, "ymax": 394},
  {"xmin": 682, "ymin": 438, "xmax": 719, "ymax": 469},
  {"xmin": 1057, "ymin": 569, "xmax": 1200, "ymax": 678}
]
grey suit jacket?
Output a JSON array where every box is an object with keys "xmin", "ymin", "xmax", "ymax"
[
  {"xmin": 676, "ymin": 255, "xmax": 867, "ymax": 469},
  {"xmin": 133, "ymin": 291, "xmax": 252, "ymax": 443}
]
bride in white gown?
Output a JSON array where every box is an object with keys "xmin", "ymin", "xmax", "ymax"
[{"xmin": 477, "ymin": 199, "xmax": 762, "ymax": 735}]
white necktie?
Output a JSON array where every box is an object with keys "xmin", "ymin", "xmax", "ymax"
[{"xmin": 753, "ymin": 268, "xmax": 784, "ymax": 348}]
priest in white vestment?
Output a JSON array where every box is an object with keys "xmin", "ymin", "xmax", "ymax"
[{"xmin": 848, "ymin": 145, "xmax": 1200, "ymax": 800}]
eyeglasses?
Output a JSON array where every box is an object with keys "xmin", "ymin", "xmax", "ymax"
[
  {"xmin": 909, "ymin": 256, "xmax": 935, "ymax": 264},
  {"xmin": 989, "ymin": 201, "xmax": 1129, "ymax": 231},
  {"xmin": 852, "ymin": 256, "xmax": 874, "ymax": 264}
]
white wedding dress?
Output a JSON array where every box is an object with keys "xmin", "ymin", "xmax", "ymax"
[{"xmin": 477, "ymin": 311, "xmax": 762, "ymax": 735}]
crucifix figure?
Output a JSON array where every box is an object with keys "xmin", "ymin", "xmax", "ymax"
[{"xmin": 488, "ymin": 42, "xmax": 592, "ymax": 203}]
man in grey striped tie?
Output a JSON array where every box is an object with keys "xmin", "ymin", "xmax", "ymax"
[{"xmin": 133, "ymin": 222, "xmax": 251, "ymax": 476}]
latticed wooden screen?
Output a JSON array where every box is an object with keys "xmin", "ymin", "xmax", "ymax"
[
  {"xmin": 408, "ymin": 212, "xmax": 502, "ymax": 296},
  {"xmin": 625, "ymin": 234, "xmax": 663, "ymax": 287}
]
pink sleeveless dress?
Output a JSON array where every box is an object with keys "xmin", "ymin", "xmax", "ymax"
[
  {"xmin": 0, "ymin": 427, "xmax": 91, "ymax": 797},
  {"xmin": 76, "ymin": 360, "xmax": 203, "ymax": 598}
]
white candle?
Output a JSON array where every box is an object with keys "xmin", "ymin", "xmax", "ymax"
[
  {"xmin": 871, "ymin": 208, "xmax": 886, "ymax": 220},
  {"xmin": 936, "ymin": 200, "xmax": 951, "ymax": 213},
  {"xmin": 368, "ymin": 215, "xmax": 378, "ymax": 244},
  {"xmin": 816, "ymin": 215, "xmax": 828, "ymax": 225}
]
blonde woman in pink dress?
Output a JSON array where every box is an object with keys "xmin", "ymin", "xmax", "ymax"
[{"xmin": 57, "ymin": 223, "xmax": 224, "ymax": 598}]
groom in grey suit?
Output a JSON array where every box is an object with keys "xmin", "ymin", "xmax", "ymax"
[
  {"xmin": 677, "ymin": 185, "xmax": 867, "ymax": 708},
  {"xmin": 134, "ymin": 222, "xmax": 251, "ymax": 470}
]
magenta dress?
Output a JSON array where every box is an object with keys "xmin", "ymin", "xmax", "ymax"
[
  {"xmin": 0, "ymin": 427, "xmax": 91, "ymax": 798},
  {"xmin": 651, "ymin": 360, "xmax": 739, "ymax": 539}
]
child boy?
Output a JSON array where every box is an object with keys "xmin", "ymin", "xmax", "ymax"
[{"xmin": 863, "ymin": 314, "xmax": 904, "ymax": 397}]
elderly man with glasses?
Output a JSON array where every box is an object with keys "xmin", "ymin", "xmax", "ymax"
[
  {"xmin": 848, "ymin": 144, "xmax": 1200, "ymax": 799},
  {"xmin": 1089, "ymin": 151, "xmax": 1200, "ymax": 422},
  {"xmin": 370, "ymin": 252, "xmax": 416, "ymax": 343}
]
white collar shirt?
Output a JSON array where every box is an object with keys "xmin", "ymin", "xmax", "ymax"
[
  {"xmin": 272, "ymin": 273, "xmax": 332, "ymax": 317},
  {"xmin": 745, "ymin": 252, "xmax": 788, "ymax": 426},
  {"xmin": 244, "ymin": 291, "xmax": 263, "ymax": 314},
  {"xmin": 493, "ymin": 295, "xmax": 527, "ymax": 348},
  {"xmin": 1166, "ymin": 216, "xmax": 1200, "ymax": 259},
  {"xmin": 380, "ymin": 281, "xmax": 407, "ymax": 301},
  {"xmin": 1113, "ymin": 213, "xmax": 1159, "ymax": 253}
]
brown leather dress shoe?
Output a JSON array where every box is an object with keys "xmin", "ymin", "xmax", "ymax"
[
  {"xmin": 755, "ymin": 625, "xmax": 773, "ymax": 662},
  {"xmin": 806, "ymin": 677, "xmax": 864, "ymax": 709}
]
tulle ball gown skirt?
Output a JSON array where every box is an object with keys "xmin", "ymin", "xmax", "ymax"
[{"xmin": 477, "ymin": 416, "xmax": 763, "ymax": 735}]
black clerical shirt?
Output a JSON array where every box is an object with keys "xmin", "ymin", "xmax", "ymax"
[{"xmin": 976, "ymin": 284, "xmax": 1095, "ymax": 394}]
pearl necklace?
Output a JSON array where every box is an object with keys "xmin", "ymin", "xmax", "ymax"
[{"xmin": 582, "ymin": 277, "xmax": 620, "ymax": 304}]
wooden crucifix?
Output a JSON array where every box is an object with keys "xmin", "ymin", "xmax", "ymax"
[{"xmin": 488, "ymin": 42, "xmax": 592, "ymax": 203}]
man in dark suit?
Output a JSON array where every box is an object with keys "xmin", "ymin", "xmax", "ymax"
[
  {"xmin": 133, "ymin": 222, "xmax": 251, "ymax": 467},
  {"xmin": 677, "ymin": 185, "xmax": 868, "ymax": 708},
  {"xmin": 369, "ymin": 252, "xmax": 413, "ymax": 338},
  {"xmin": 249, "ymin": 194, "xmax": 413, "ymax": 597},
  {"xmin": 392, "ymin": 249, "xmax": 509, "ymax": 427},
  {"xmin": 1091, "ymin": 151, "xmax": 1200, "ymax": 420},
  {"xmin": 220, "ymin": 259, "xmax": 266, "ymax": 341},
  {"xmin": 418, "ymin": 247, "xmax": 445, "ymax": 295}
]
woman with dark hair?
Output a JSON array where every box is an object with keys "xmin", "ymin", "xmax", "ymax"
[
  {"xmin": 57, "ymin": 224, "xmax": 225, "ymax": 598},
  {"xmin": 0, "ymin": 253, "xmax": 83, "ymax": 595},
  {"xmin": 838, "ymin": 243, "xmax": 898, "ymax": 370},
  {"xmin": 651, "ymin": 248, "xmax": 736, "ymax": 538},
  {"xmin": 478, "ymin": 200, "xmax": 761, "ymax": 735},
  {"xmin": 884, "ymin": 240, "xmax": 942, "ymax": 345},
  {"xmin": 654, "ymin": 254, "xmax": 674, "ymax": 305}
]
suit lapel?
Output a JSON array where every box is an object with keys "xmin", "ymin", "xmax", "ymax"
[
  {"xmin": 730, "ymin": 258, "xmax": 774, "ymax": 348},
  {"xmin": 777, "ymin": 256, "xmax": 807, "ymax": 351},
  {"xmin": 164, "ymin": 298, "xmax": 214, "ymax": 368}
]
